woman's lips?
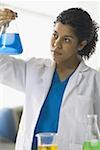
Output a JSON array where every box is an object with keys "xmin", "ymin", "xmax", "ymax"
[
  {"xmin": 51, "ymin": 50, "xmax": 62, "ymax": 55},
  {"xmin": 54, "ymin": 52, "xmax": 62, "ymax": 57}
]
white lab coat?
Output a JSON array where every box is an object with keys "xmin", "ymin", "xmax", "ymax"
[{"xmin": 0, "ymin": 55, "xmax": 100, "ymax": 150}]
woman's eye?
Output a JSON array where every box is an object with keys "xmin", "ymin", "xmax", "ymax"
[{"xmin": 64, "ymin": 38, "xmax": 70, "ymax": 43}]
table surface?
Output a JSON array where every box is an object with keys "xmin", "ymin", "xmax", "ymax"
[{"xmin": 0, "ymin": 143, "xmax": 15, "ymax": 150}]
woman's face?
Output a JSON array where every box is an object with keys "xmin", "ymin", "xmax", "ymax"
[{"xmin": 51, "ymin": 22, "xmax": 81, "ymax": 64}]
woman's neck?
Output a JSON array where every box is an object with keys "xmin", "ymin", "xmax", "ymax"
[{"xmin": 56, "ymin": 57, "xmax": 81, "ymax": 81}]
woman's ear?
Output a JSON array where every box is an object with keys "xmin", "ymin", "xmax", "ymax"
[{"xmin": 78, "ymin": 40, "xmax": 87, "ymax": 51}]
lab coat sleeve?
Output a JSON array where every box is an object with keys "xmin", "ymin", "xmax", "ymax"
[
  {"xmin": 93, "ymin": 72, "xmax": 100, "ymax": 129},
  {"xmin": 0, "ymin": 55, "xmax": 26, "ymax": 92}
]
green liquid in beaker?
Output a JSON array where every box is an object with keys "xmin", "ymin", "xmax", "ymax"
[{"xmin": 83, "ymin": 140, "xmax": 100, "ymax": 150}]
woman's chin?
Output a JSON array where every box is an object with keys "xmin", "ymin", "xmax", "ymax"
[{"xmin": 53, "ymin": 58, "xmax": 61, "ymax": 64}]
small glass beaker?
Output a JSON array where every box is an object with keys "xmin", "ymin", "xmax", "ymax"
[
  {"xmin": 36, "ymin": 132, "xmax": 58, "ymax": 150},
  {"xmin": 0, "ymin": 17, "xmax": 23, "ymax": 55}
]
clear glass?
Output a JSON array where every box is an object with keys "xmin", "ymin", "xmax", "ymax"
[
  {"xmin": 0, "ymin": 19, "xmax": 23, "ymax": 55},
  {"xmin": 36, "ymin": 132, "xmax": 58, "ymax": 150},
  {"xmin": 82, "ymin": 114, "xmax": 100, "ymax": 150}
]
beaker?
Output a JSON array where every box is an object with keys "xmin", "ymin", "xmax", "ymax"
[
  {"xmin": 0, "ymin": 18, "xmax": 23, "ymax": 55},
  {"xmin": 36, "ymin": 132, "xmax": 58, "ymax": 150}
]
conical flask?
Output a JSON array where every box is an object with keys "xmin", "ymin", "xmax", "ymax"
[
  {"xmin": 82, "ymin": 115, "xmax": 100, "ymax": 150},
  {"xmin": 0, "ymin": 19, "xmax": 23, "ymax": 55}
]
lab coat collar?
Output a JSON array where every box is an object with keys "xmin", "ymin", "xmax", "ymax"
[
  {"xmin": 40, "ymin": 59, "xmax": 89, "ymax": 106},
  {"xmin": 41, "ymin": 59, "xmax": 89, "ymax": 86},
  {"xmin": 76, "ymin": 60, "xmax": 89, "ymax": 73}
]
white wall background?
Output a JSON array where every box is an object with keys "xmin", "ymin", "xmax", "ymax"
[{"xmin": 0, "ymin": 0, "xmax": 100, "ymax": 108}]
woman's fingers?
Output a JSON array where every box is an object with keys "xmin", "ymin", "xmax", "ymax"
[
  {"xmin": 0, "ymin": 8, "xmax": 17, "ymax": 27},
  {"xmin": 0, "ymin": 8, "xmax": 17, "ymax": 20}
]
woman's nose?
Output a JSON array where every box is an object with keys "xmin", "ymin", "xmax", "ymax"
[{"xmin": 53, "ymin": 39, "xmax": 62, "ymax": 49}]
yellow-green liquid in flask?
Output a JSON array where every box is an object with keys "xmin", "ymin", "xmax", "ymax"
[{"xmin": 83, "ymin": 140, "xmax": 100, "ymax": 150}]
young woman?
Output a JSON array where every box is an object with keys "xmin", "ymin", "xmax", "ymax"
[{"xmin": 0, "ymin": 7, "xmax": 100, "ymax": 150}]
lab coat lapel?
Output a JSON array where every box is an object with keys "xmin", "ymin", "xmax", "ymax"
[
  {"xmin": 31, "ymin": 60, "xmax": 56, "ymax": 108},
  {"xmin": 41, "ymin": 61, "xmax": 56, "ymax": 99},
  {"xmin": 61, "ymin": 61, "xmax": 89, "ymax": 106},
  {"xmin": 31, "ymin": 61, "xmax": 56, "ymax": 120},
  {"xmin": 30, "ymin": 61, "xmax": 56, "ymax": 119}
]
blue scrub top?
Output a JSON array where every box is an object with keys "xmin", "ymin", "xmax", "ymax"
[{"xmin": 31, "ymin": 69, "xmax": 72, "ymax": 150}]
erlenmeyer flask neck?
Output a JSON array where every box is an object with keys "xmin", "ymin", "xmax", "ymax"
[
  {"xmin": 87, "ymin": 115, "xmax": 100, "ymax": 140},
  {"xmin": 87, "ymin": 115, "xmax": 97, "ymax": 125},
  {"xmin": 0, "ymin": 23, "xmax": 9, "ymax": 35}
]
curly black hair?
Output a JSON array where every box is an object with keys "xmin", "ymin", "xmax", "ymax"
[{"xmin": 54, "ymin": 8, "xmax": 99, "ymax": 60}]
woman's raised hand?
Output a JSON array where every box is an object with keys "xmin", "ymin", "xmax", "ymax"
[{"xmin": 0, "ymin": 8, "xmax": 17, "ymax": 27}]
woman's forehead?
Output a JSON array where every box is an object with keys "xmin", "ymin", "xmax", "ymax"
[{"xmin": 54, "ymin": 22, "xmax": 76, "ymax": 37}]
